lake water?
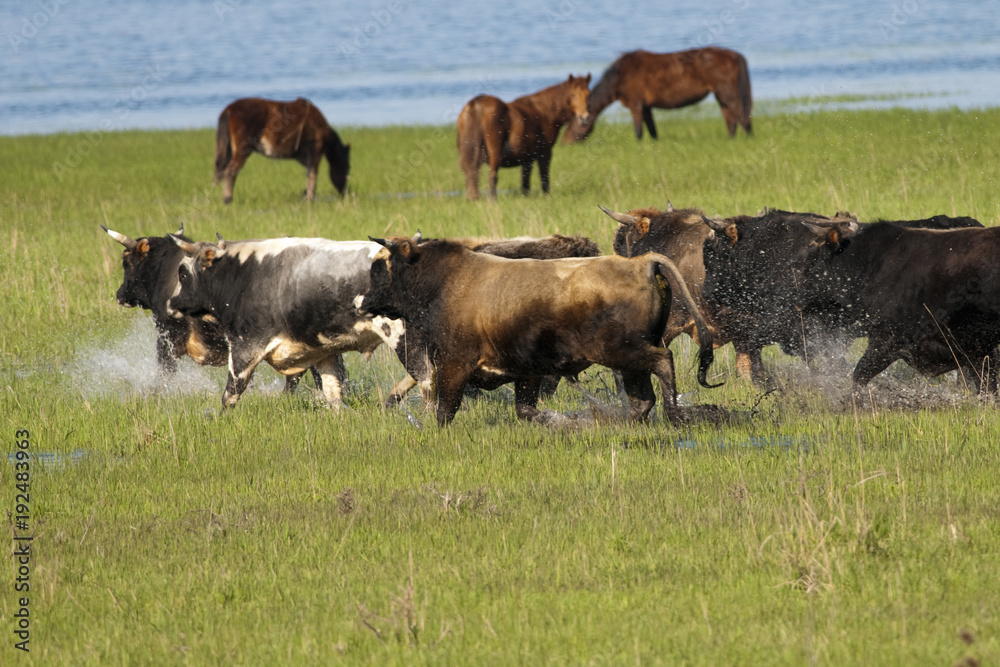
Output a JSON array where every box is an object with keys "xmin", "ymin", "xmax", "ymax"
[{"xmin": 2, "ymin": 0, "xmax": 1000, "ymax": 135}]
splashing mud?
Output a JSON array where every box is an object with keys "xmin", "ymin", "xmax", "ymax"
[{"xmin": 65, "ymin": 318, "xmax": 219, "ymax": 399}]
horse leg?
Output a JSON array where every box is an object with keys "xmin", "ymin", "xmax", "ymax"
[
  {"xmin": 304, "ymin": 157, "xmax": 318, "ymax": 201},
  {"xmin": 520, "ymin": 163, "xmax": 532, "ymax": 196},
  {"xmin": 719, "ymin": 104, "xmax": 740, "ymax": 138},
  {"xmin": 642, "ymin": 106, "xmax": 658, "ymax": 140},
  {"xmin": 628, "ymin": 102, "xmax": 645, "ymax": 140},
  {"xmin": 221, "ymin": 149, "xmax": 251, "ymax": 205},
  {"xmin": 464, "ymin": 161, "xmax": 481, "ymax": 201},
  {"xmin": 538, "ymin": 152, "xmax": 552, "ymax": 195},
  {"xmin": 488, "ymin": 160, "xmax": 500, "ymax": 199}
]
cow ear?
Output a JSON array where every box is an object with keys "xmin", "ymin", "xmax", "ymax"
[
  {"xmin": 135, "ymin": 238, "xmax": 150, "ymax": 258},
  {"xmin": 725, "ymin": 224, "xmax": 739, "ymax": 246},
  {"xmin": 802, "ymin": 221, "xmax": 837, "ymax": 248},
  {"xmin": 199, "ymin": 247, "xmax": 217, "ymax": 269}
]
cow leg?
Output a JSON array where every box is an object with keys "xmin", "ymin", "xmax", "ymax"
[
  {"xmin": 435, "ymin": 364, "xmax": 471, "ymax": 426},
  {"xmin": 513, "ymin": 377, "xmax": 542, "ymax": 421},
  {"xmin": 620, "ymin": 370, "xmax": 656, "ymax": 421},
  {"xmin": 652, "ymin": 350, "xmax": 678, "ymax": 407},
  {"xmin": 539, "ymin": 375, "xmax": 561, "ymax": 396},
  {"xmin": 538, "ymin": 152, "xmax": 552, "ymax": 195},
  {"xmin": 315, "ymin": 354, "xmax": 347, "ymax": 409},
  {"xmin": 221, "ymin": 149, "xmax": 251, "ymax": 204},
  {"xmin": 735, "ymin": 346, "xmax": 766, "ymax": 385},
  {"xmin": 154, "ymin": 331, "xmax": 179, "ymax": 378},
  {"xmin": 283, "ymin": 372, "xmax": 303, "ymax": 393},
  {"xmin": 222, "ymin": 345, "xmax": 264, "ymax": 409},
  {"xmin": 385, "ymin": 374, "xmax": 417, "ymax": 407},
  {"xmin": 852, "ymin": 344, "xmax": 896, "ymax": 389},
  {"xmin": 520, "ymin": 163, "xmax": 532, "ymax": 196},
  {"xmin": 642, "ymin": 105, "xmax": 658, "ymax": 140},
  {"xmin": 628, "ymin": 102, "xmax": 645, "ymax": 140}
]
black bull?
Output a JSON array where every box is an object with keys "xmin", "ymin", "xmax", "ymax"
[
  {"xmin": 800, "ymin": 221, "xmax": 1000, "ymax": 392},
  {"xmin": 361, "ymin": 235, "xmax": 719, "ymax": 426},
  {"xmin": 103, "ymin": 225, "xmax": 316, "ymax": 392},
  {"xmin": 700, "ymin": 213, "xmax": 996, "ymax": 392}
]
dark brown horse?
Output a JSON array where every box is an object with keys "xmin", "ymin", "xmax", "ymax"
[
  {"xmin": 214, "ymin": 97, "xmax": 350, "ymax": 204},
  {"xmin": 457, "ymin": 74, "xmax": 591, "ymax": 200},
  {"xmin": 562, "ymin": 48, "xmax": 752, "ymax": 143}
]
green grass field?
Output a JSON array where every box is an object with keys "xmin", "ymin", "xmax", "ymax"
[{"xmin": 2, "ymin": 105, "xmax": 999, "ymax": 664}]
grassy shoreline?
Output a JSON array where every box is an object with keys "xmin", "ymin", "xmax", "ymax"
[{"xmin": 2, "ymin": 106, "xmax": 999, "ymax": 664}]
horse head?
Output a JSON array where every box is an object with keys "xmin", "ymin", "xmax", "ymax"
[
  {"xmin": 326, "ymin": 132, "xmax": 351, "ymax": 196},
  {"xmin": 566, "ymin": 74, "xmax": 592, "ymax": 128}
]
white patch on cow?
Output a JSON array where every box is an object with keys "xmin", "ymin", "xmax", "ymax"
[
  {"xmin": 371, "ymin": 316, "xmax": 405, "ymax": 350},
  {"xmin": 230, "ymin": 238, "xmax": 382, "ymax": 264},
  {"xmin": 476, "ymin": 364, "xmax": 509, "ymax": 377}
]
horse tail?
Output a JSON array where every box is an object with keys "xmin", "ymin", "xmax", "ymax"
[
  {"xmin": 456, "ymin": 98, "xmax": 485, "ymax": 175},
  {"xmin": 736, "ymin": 54, "xmax": 752, "ymax": 135},
  {"xmin": 214, "ymin": 108, "xmax": 232, "ymax": 183}
]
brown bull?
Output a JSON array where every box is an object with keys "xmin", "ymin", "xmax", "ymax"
[{"xmin": 361, "ymin": 234, "xmax": 719, "ymax": 425}]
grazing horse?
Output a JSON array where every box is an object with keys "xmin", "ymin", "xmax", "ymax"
[
  {"xmin": 214, "ymin": 97, "xmax": 351, "ymax": 204},
  {"xmin": 457, "ymin": 74, "xmax": 591, "ymax": 200},
  {"xmin": 562, "ymin": 48, "xmax": 752, "ymax": 143}
]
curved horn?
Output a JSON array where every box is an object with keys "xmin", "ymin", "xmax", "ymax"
[
  {"xmin": 215, "ymin": 232, "xmax": 227, "ymax": 251},
  {"xmin": 598, "ymin": 205, "xmax": 640, "ymax": 226},
  {"xmin": 756, "ymin": 206, "xmax": 769, "ymax": 217},
  {"xmin": 666, "ymin": 200, "xmax": 674, "ymax": 212},
  {"xmin": 369, "ymin": 235, "xmax": 398, "ymax": 251},
  {"xmin": 102, "ymin": 225, "xmax": 137, "ymax": 250},
  {"xmin": 701, "ymin": 214, "xmax": 729, "ymax": 232},
  {"xmin": 174, "ymin": 222, "xmax": 185, "ymax": 237},
  {"xmin": 169, "ymin": 233, "xmax": 200, "ymax": 256},
  {"xmin": 412, "ymin": 230, "xmax": 423, "ymax": 244}
]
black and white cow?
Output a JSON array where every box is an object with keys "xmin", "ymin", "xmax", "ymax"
[{"xmin": 168, "ymin": 236, "xmax": 403, "ymax": 409}]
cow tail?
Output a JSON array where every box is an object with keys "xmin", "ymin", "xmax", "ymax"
[
  {"xmin": 456, "ymin": 99, "xmax": 484, "ymax": 174},
  {"xmin": 654, "ymin": 257, "xmax": 721, "ymax": 389},
  {"xmin": 214, "ymin": 109, "xmax": 232, "ymax": 184},
  {"xmin": 737, "ymin": 55, "xmax": 752, "ymax": 135}
]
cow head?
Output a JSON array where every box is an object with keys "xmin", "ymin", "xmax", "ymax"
[
  {"xmin": 168, "ymin": 234, "xmax": 226, "ymax": 320},
  {"xmin": 801, "ymin": 219, "xmax": 859, "ymax": 253},
  {"xmin": 362, "ymin": 232, "xmax": 425, "ymax": 321},
  {"xmin": 104, "ymin": 224, "xmax": 187, "ymax": 311}
]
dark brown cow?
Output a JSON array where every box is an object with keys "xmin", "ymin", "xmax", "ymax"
[
  {"xmin": 602, "ymin": 204, "xmax": 723, "ymax": 398},
  {"xmin": 361, "ymin": 234, "xmax": 718, "ymax": 425},
  {"xmin": 382, "ymin": 234, "xmax": 602, "ymax": 406},
  {"xmin": 607, "ymin": 205, "xmax": 859, "ymax": 384},
  {"xmin": 457, "ymin": 74, "xmax": 591, "ymax": 200},
  {"xmin": 563, "ymin": 48, "xmax": 751, "ymax": 143},
  {"xmin": 214, "ymin": 97, "xmax": 350, "ymax": 204}
]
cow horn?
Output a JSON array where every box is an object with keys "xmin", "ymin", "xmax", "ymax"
[
  {"xmin": 369, "ymin": 235, "xmax": 398, "ymax": 251},
  {"xmin": 169, "ymin": 233, "xmax": 200, "ymax": 256},
  {"xmin": 174, "ymin": 222, "xmax": 185, "ymax": 237},
  {"xmin": 412, "ymin": 230, "xmax": 423, "ymax": 244},
  {"xmin": 666, "ymin": 200, "xmax": 674, "ymax": 212},
  {"xmin": 215, "ymin": 232, "xmax": 227, "ymax": 251},
  {"xmin": 756, "ymin": 206, "xmax": 769, "ymax": 217},
  {"xmin": 103, "ymin": 225, "xmax": 137, "ymax": 250},
  {"xmin": 598, "ymin": 205, "xmax": 640, "ymax": 226},
  {"xmin": 701, "ymin": 214, "xmax": 729, "ymax": 232}
]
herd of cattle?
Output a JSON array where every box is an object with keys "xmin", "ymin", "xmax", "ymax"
[{"xmin": 103, "ymin": 202, "xmax": 1000, "ymax": 425}]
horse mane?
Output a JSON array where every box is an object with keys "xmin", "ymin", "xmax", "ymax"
[{"xmin": 588, "ymin": 57, "xmax": 622, "ymax": 115}]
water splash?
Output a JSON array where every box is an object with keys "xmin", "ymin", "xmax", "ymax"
[{"xmin": 65, "ymin": 317, "xmax": 219, "ymax": 399}]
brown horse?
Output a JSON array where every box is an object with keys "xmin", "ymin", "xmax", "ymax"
[
  {"xmin": 562, "ymin": 48, "xmax": 751, "ymax": 143},
  {"xmin": 457, "ymin": 74, "xmax": 591, "ymax": 200},
  {"xmin": 214, "ymin": 97, "xmax": 350, "ymax": 204}
]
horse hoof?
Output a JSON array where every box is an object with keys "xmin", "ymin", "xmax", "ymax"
[{"xmin": 222, "ymin": 196, "xmax": 233, "ymax": 205}]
